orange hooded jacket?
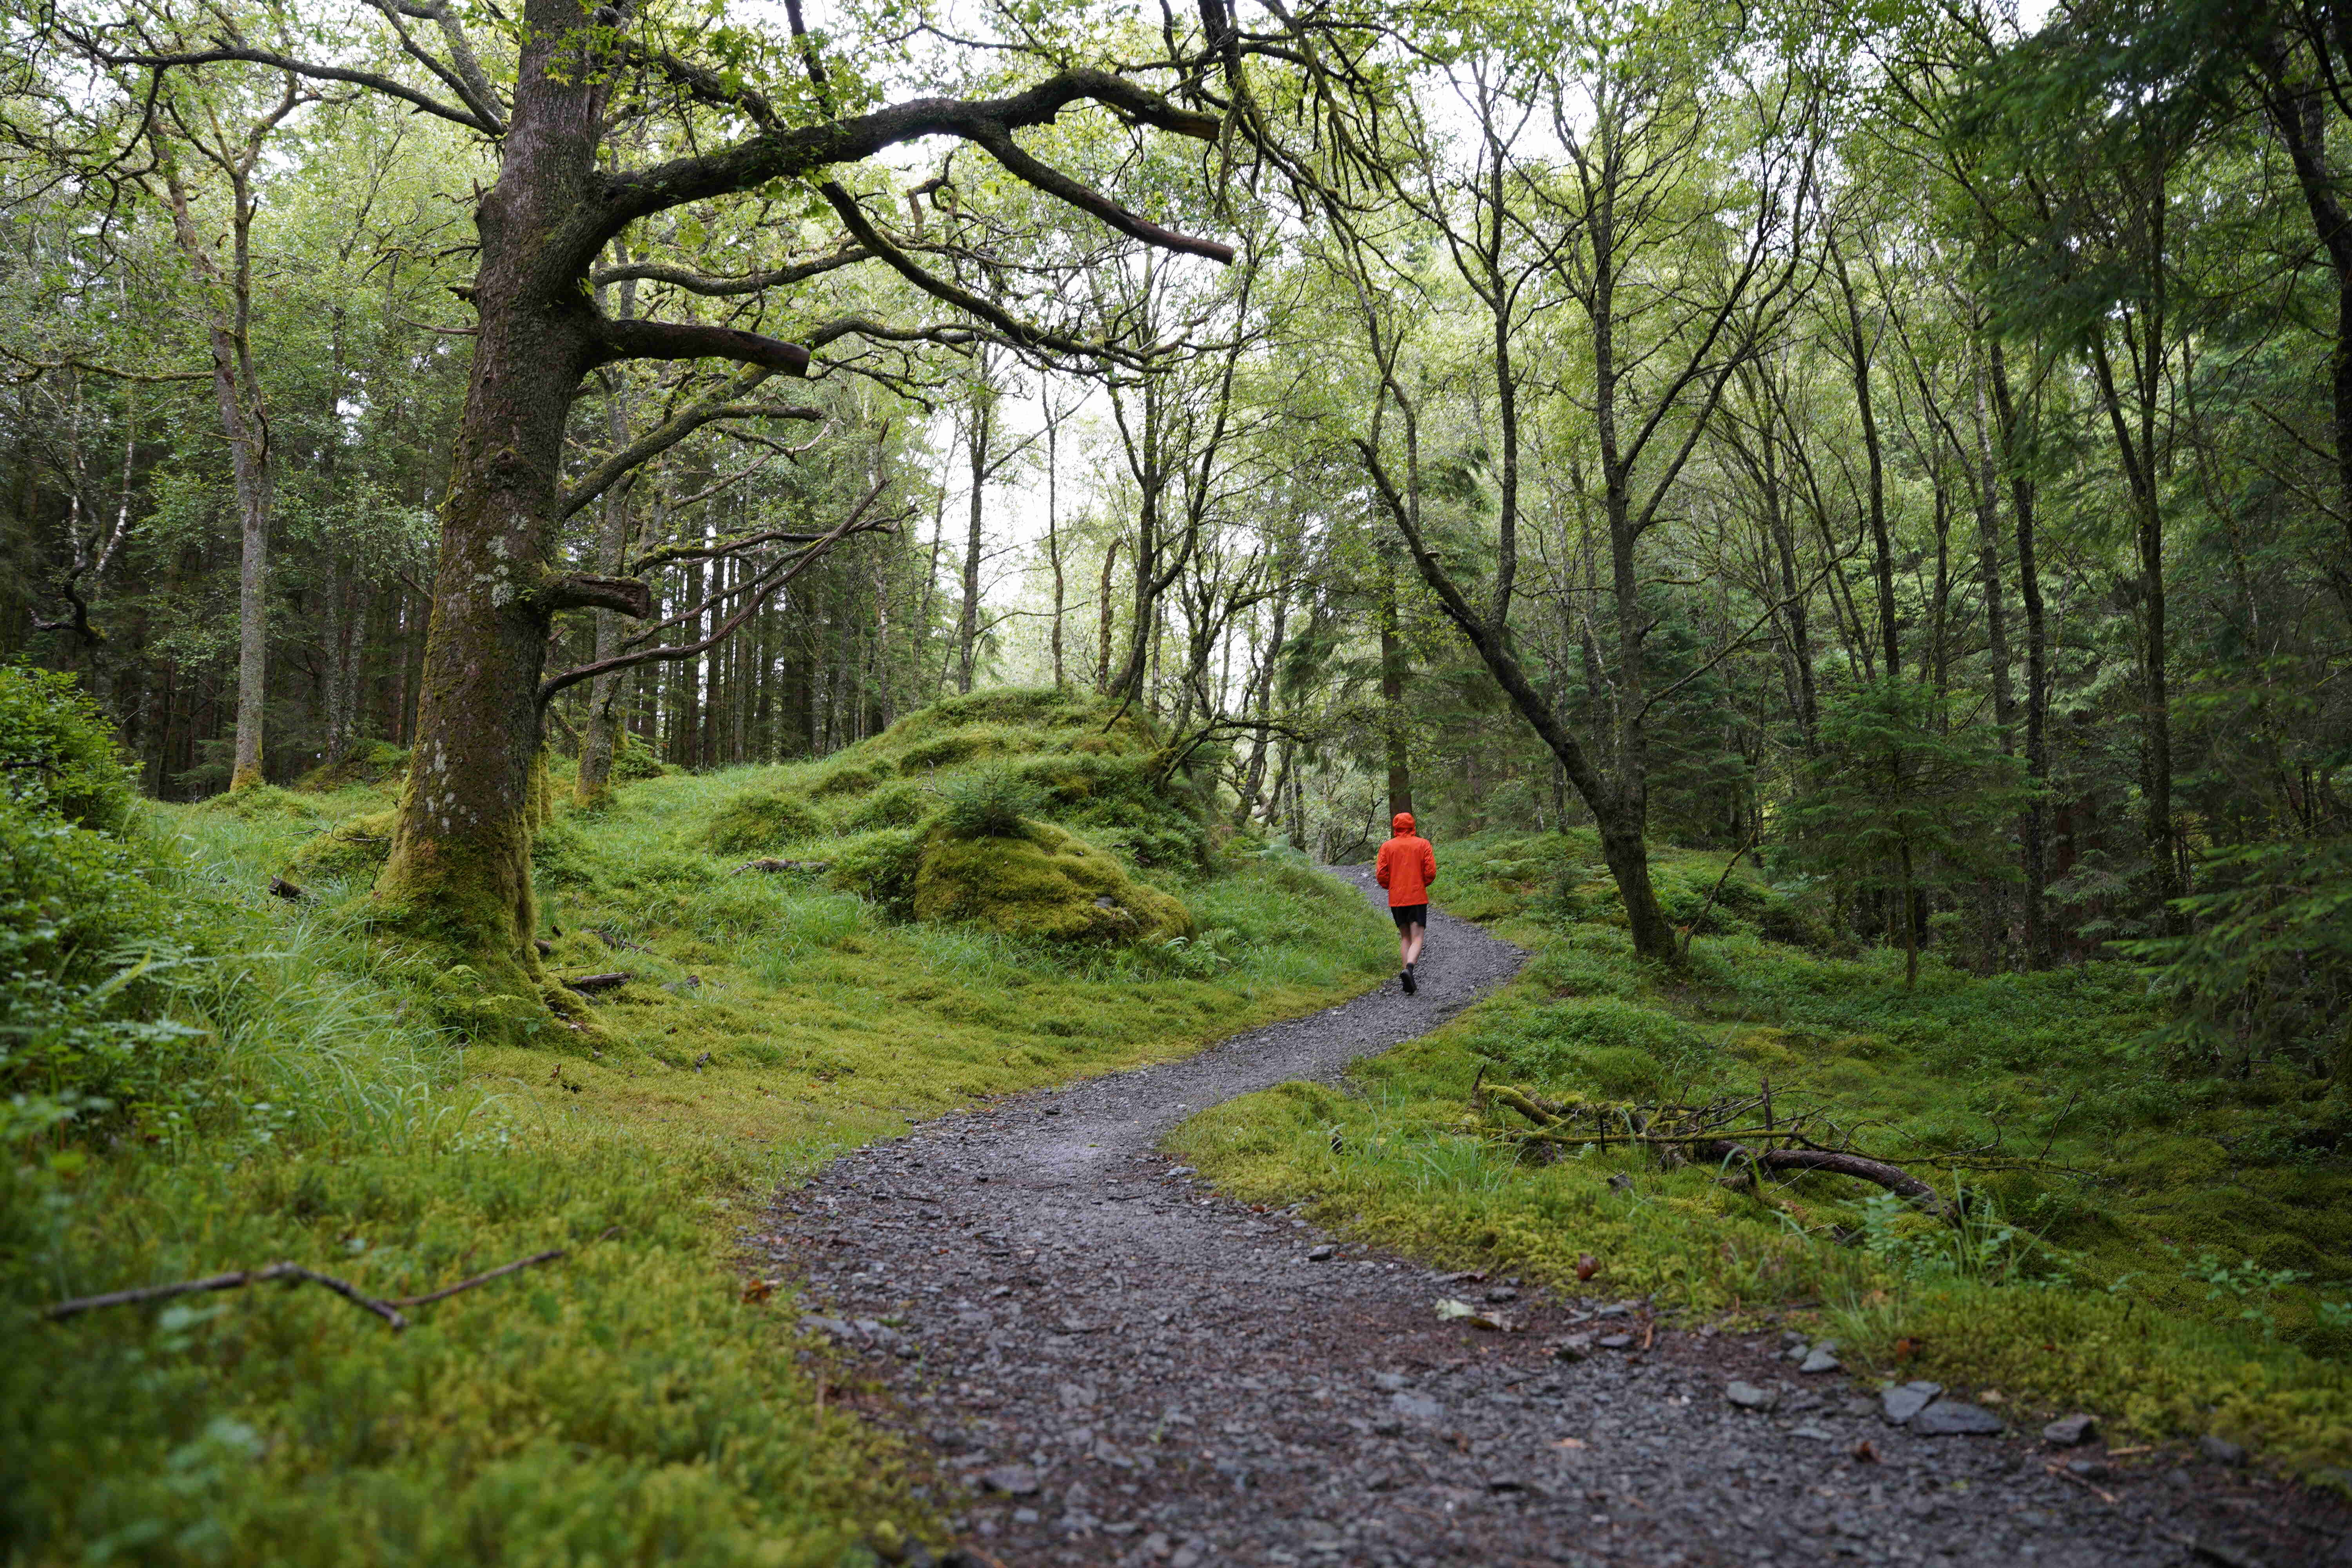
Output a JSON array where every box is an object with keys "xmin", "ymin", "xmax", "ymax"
[{"xmin": 1375, "ymin": 813, "xmax": 1436, "ymax": 907}]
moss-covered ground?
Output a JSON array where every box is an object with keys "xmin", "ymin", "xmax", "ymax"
[
  {"xmin": 3, "ymin": 692, "xmax": 1392, "ymax": 1565},
  {"xmin": 1168, "ymin": 829, "xmax": 2352, "ymax": 1479}
]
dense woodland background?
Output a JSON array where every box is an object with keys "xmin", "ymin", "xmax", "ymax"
[{"xmin": 2, "ymin": 0, "xmax": 2347, "ymax": 1066}]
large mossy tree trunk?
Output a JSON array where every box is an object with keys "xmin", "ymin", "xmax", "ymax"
[{"xmin": 371, "ymin": 13, "xmax": 613, "ymax": 996}]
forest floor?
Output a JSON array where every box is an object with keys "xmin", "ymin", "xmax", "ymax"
[{"xmin": 777, "ymin": 872, "xmax": 2350, "ymax": 1568}]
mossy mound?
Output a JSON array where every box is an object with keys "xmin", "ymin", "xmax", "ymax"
[
  {"xmin": 705, "ymin": 792, "xmax": 823, "ymax": 855},
  {"xmin": 912, "ymin": 821, "xmax": 1194, "ymax": 944},
  {"xmin": 195, "ymin": 784, "xmax": 329, "ymax": 824},
  {"xmin": 844, "ymin": 780, "xmax": 930, "ymax": 831},
  {"xmin": 809, "ymin": 760, "xmax": 891, "ymax": 798},
  {"xmin": 285, "ymin": 809, "xmax": 399, "ymax": 880},
  {"xmin": 294, "ymin": 740, "xmax": 410, "ymax": 793},
  {"xmin": 809, "ymin": 688, "xmax": 1209, "ymax": 870},
  {"xmin": 611, "ymin": 734, "xmax": 668, "ymax": 783}
]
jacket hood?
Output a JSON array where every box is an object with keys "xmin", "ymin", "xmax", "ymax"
[{"xmin": 1391, "ymin": 812, "xmax": 1416, "ymax": 836}]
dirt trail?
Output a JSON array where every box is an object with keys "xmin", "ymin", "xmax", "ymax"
[{"xmin": 763, "ymin": 871, "xmax": 2343, "ymax": 1568}]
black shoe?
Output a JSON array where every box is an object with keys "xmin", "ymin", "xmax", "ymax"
[{"xmin": 1401, "ymin": 969, "xmax": 1417, "ymax": 995}]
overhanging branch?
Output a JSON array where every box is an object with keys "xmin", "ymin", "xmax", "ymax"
[
  {"xmin": 557, "ymin": 368, "xmax": 823, "ymax": 521},
  {"xmin": 591, "ymin": 316, "xmax": 812, "ymax": 377},
  {"xmin": 539, "ymin": 477, "xmax": 901, "ymax": 704}
]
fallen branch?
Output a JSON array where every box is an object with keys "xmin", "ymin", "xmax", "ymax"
[
  {"xmin": 1700, "ymin": 1142, "xmax": 1957, "ymax": 1220},
  {"xmin": 1679, "ymin": 820, "xmax": 1762, "ymax": 959},
  {"xmin": 386, "ymin": 1249, "xmax": 567, "ymax": 1308},
  {"xmin": 1485, "ymin": 1081, "xmax": 1959, "ymax": 1220},
  {"xmin": 564, "ymin": 971, "xmax": 631, "ymax": 995},
  {"xmin": 733, "ymin": 858, "xmax": 830, "ymax": 875},
  {"xmin": 44, "ymin": 1262, "xmax": 410, "ymax": 1328},
  {"xmin": 42, "ymin": 1247, "xmax": 578, "ymax": 1329}
]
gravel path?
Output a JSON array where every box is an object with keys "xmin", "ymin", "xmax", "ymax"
[{"xmin": 761, "ymin": 870, "xmax": 2345, "ymax": 1568}]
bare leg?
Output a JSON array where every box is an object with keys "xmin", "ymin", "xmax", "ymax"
[{"xmin": 1402, "ymin": 923, "xmax": 1425, "ymax": 967}]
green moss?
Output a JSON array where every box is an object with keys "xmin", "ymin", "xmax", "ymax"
[
  {"xmin": 823, "ymin": 829, "xmax": 926, "ymax": 918},
  {"xmin": 897, "ymin": 730, "xmax": 1009, "ymax": 774},
  {"xmin": 609, "ymin": 734, "xmax": 668, "ymax": 783},
  {"xmin": 704, "ymin": 791, "xmax": 824, "ymax": 855},
  {"xmin": 292, "ymin": 740, "xmax": 411, "ymax": 793},
  {"xmin": 285, "ymin": 809, "xmax": 399, "ymax": 881},
  {"xmin": 912, "ymin": 821, "xmax": 1194, "ymax": 944},
  {"xmin": 808, "ymin": 760, "xmax": 890, "ymax": 799},
  {"xmin": 842, "ymin": 780, "xmax": 931, "ymax": 831},
  {"xmin": 194, "ymin": 784, "xmax": 328, "ymax": 824}
]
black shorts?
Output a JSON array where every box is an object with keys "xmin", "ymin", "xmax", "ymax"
[{"xmin": 1390, "ymin": 904, "xmax": 1428, "ymax": 931}]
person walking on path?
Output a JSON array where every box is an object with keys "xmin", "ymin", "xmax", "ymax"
[{"xmin": 1375, "ymin": 811, "xmax": 1436, "ymax": 995}]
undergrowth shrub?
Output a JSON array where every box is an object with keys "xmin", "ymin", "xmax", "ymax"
[
  {"xmin": 0, "ymin": 664, "xmax": 136, "ymax": 833},
  {"xmin": 0, "ymin": 797, "xmax": 197, "ymax": 1143}
]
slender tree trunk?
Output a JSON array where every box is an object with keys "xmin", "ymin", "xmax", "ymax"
[
  {"xmin": 157, "ymin": 136, "xmax": 275, "ymax": 792},
  {"xmin": 1379, "ymin": 552, "xmax": 1413, "ymax": 818},
  {"xmin": 1989, "ymin": 342, "xmax": 2053, "ymax": 965},
  {"xmin": 1096, "ymin": 534, "xmax": 1122, "ymax": 691},
  {"xmin": 1834, "ymin": 244, "xmax": 1899, "ymax": 680},
  {"xmin": 1766, "ymin": 432, "xmax": 1820, "ymax": 752},
  {"xmin": 1047, "ymin": 412, "xmax": 1065, "ymax": 688},
  {"xmin": 956, "ymin": 388, "xmax": 992, "ymax": 694}
]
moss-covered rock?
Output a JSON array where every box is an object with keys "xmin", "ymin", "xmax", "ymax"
[
  {"xmin": 286, "ymin": 809, "xmax": 399, "ymax": 880},
  {"xmin": 844, "ymin": 780, "xmax": 932, "ymax": 832},
  {"xmin": 912, "ymin": 821, "xmax": 1193, "ymax": 944},
  {"xmin": 705, "ymin": 791, "xmax": 823, "ymax": 855}
]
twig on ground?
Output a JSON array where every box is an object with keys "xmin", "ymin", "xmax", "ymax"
[
  {"xmin": 43, "ymin": 1262, "xmax": 411, "ymax": 1328},
  {"xmin": 43, "ymin": 1243, "xmax": 593, "ymax": 1329},
  {"xmin": 386, "ymin": 1249, "xmax": 567, "ymax": 1307},
  {"xmin": 2045, "ymin": 1461, "xmax": 2118, "ymax": 1505}
]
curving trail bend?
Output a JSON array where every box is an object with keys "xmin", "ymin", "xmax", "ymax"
[{"xmin": 761, "ymin": 870, "xmax": 2341, "ymax": 1568}]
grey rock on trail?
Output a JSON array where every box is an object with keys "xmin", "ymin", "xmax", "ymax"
[{"xmin": 759, "ymin": 867, "xmax": 2343, "ymax": 1566}]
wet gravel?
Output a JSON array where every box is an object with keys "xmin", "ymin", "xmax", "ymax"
[{"xmin": 758, "ymin": 869, "xmax": 2348, "ymax": 1567}]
